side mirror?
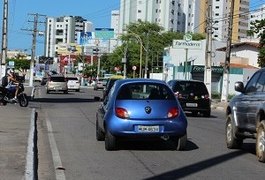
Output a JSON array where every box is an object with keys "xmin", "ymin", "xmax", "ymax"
[{"xmin": 234, "ymin": 81, "xmax": 244, "ymax": 93}]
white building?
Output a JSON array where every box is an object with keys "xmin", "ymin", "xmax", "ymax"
[
  {"xmin": 45, "ymin": 16, "xmax": 93, "ymax": 58},
  {"xmin": 118, "ymin": 0, "xmax": 201, "ymax": 34},
  {"xmin": 249, "ymin": 4, "xmax": 265, "ymax": 38},
  {"xmin": 111, "ymin": 10, "xmax": 120, "ymax": 39}
]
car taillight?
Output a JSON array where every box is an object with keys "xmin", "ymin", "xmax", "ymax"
[
  {"xmin": 174, "ymin": 92, "xmax": 182, "ymax": 99},
  {"xmin": 202, "ymin": 94, "xmax": 209, "ymax": 99},
  {"xmin": 115, "ymin": 107, "xmax": 129, "ymax": 119},
  {"xmin": 167, "ymin": 107, "xmax": 179, "ymax": 118}
]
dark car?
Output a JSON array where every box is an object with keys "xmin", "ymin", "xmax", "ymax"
[
  {"xmin": 102, "ymin": 75, "xmax": 124, "ymax": 100},
  {"xmin": 96, "ymin": 78, "xmax": 188, "ymax": 151},
  {"xmin": 225, "ymin": 68, "xmax": 265, "ymax": 162},
  {"xmin": 167, "ymin": 80, "xmax": 211, "ymax": 117}
]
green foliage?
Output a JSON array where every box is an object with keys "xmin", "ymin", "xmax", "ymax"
[
  {"xmin": 248, "ymin": 19, "xmax": 265, "ymax": 67},
  {"xmin": 100, "ymin": 21, "xmax": 205, "ymax": 77},
  {"xmin": 7, "ymin": 58, "xmax": 30, "ymax": 72}
]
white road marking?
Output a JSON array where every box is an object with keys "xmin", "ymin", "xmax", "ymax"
[{"xmin": 46, "ymin": 112, "xmax": 66, "ymax": 180}]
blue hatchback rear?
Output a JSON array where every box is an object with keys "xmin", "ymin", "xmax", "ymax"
[{"xmin": 96, "ymin": 78, "xmax": 188, "ymax": 151}]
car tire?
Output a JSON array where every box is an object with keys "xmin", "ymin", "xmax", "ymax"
[
  {"xmin": 96, "ymin": 120, "xmax": 105, "ymax": 141},
  {"xmin": 203, "ymin": 110, "xmax": 211, "ymax": 117},
  {"xmin": 256, "ymin": 120, "xmax": 265, "ymax": 162},
  {"xmin": 105, "ymin": 130, "xmax": 117, "ymax": 151},
  {"xmin": 226, "ymin": 114, "xmax": 243, "ymax": 149},
  {"xmin": 176, "ymin": 133, "xmax": 187, "ymax": 151}
]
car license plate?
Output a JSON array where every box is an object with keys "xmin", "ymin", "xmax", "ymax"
[
  {"xmin": 138, "ymin": 125, "xmax": 159, "ymax": 132},
  {"xmin": 186, "ymin": 103, "xmax": 198, "ymax": 107}
]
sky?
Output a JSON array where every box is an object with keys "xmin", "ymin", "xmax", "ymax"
[
  {"xmin": 0, "ymin": 0, "xmax": 265, "ymax": 56},
  {"xmin": 0, "ymin": 0, "xmax": 120, "ymax": 56}
]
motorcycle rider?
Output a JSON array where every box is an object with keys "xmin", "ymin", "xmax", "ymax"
[{"xmin": 6, "ymin": 68, "xmax": 19, "ymax": 101}]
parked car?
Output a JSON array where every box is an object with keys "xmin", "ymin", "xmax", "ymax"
[
  {"xmin": 66, "ymin": 77, "xmax": 80, "ymax": 92},
  {"xmin": 46, "ymin": 74, "xmax": 68, "ymax": 94},
  {"xmin": 102, "ymin": 75, "xmax": 124, "ymax": 100},
  {"xmin": 96, "ymin": 78, "xmax": 188, "ymax": 151},
  {"xmin": 167, "ymin": 80, "xmax": 211, "ymax": 117},
  {"xmin": 94, "ymin": 78, "xmax": 107, "ymax": 90},
  {"xmin": 225, "ymin": 68, "xmax": 265, "ymax": 162}
]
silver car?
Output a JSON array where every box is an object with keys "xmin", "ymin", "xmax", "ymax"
[{"xmin": 46, "ymin": 75, "xmax": 68, "ymax": 94}]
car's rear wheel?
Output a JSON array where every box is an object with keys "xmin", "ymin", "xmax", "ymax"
[
  {"xmin": 226, "ymin": 114, "xmax": 243, "ymax": 149},
  {"xmin": 105, "ymin": 130, "xmax": 117, "ymax": 151},
  {"xmin": 256, "ymin": 120, "xmax": 265, "ymax": 162},
  {"xmin": 96, "ymin": 120, "xmax": 105, "ymax": 141},
  {"xmin": 176, "ymin": 134, "xmax": 187, "ymax": 151}
]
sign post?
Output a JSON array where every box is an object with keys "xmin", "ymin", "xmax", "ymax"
[{"xmin": 172, "ymin": 34, "xmax": 202, "ymax": 80}]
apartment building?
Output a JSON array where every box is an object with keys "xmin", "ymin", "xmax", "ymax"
[
  {"xmin": 118, "ymin": 0, "xmax": 201, "ymax": 34},
  {"xmin": 249, "ymin": 4, "xmax": 265, "ymax": 38},
  {"xmin": 44, "ymin": 16, "xmax": 93, "ymax": 57},
  {"xmin": 118, "ymin": 0, "xmax": 249, "ymax": 43},
  {"xmin": 198, "ymin": 0, "xmax": 249, "ymax": 43}
]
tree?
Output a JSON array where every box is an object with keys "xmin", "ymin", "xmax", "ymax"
[
  {"xmin": 101, "ymin": 21, "xmax": 205, "ymax": 77},
  {"xmin": 248, "ymin": 20, "xmax": 265, "ymax": 67},
  {"xmin": 6, "ymin": 58, "xmax": 30, "ymax": 74}
]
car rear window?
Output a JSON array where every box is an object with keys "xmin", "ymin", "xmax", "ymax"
[
  {"xmin": 50, "ymin": 76, "xmax": 66, "ymax": 82},
  {"xmin": 117, "ymin": 83, "xmax": 175, "ymax": 100},
  {"xmin": 175, "ymin": 81, "xmax": 208, "ymax": 95},
  {"xmin": 66, "ymin": 77, "xmax": 78, "ymax": 81}
]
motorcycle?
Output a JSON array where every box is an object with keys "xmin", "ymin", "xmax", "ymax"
[{"xmin": 0, "ymin": 80, "xmax": 29, "ymax": 107}]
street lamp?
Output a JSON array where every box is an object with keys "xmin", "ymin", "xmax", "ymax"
[{"xmin": 126, "ymin": 32, "xmax": 147, "ymax": 78}]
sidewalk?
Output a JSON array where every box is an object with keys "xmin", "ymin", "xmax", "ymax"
[
  {"xmin": 211, "ymin": 99, "xmax": 229, "ymax": 111},
  {"xmin": 0, "ymin": 86, "xmax": 37, "ymax": 179}
]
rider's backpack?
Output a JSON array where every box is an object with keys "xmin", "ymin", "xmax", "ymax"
[{"xmin": 1, "ymin": 75, "xmax": 8, "ymax": 87}]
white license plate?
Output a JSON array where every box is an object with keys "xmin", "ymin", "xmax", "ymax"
[
  {"xmin": 186, "ymin": 103, "xmax": 198, "ymax": 107},
  {"xmin": 138, "ymin": 125, "xmax": 159, "ymax": 132}
]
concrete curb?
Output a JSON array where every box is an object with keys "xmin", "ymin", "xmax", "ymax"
[{"xmin": 24, "ymin": 108, "xmax": 38, "ymax": 180}]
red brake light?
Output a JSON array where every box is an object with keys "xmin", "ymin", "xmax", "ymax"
[
  {"xmin": 204, "ymin": 94, "xmax": 209, "ymax": 99},
  {"xmin": 174, "ymin": 92, "xmax": 182, "ymax": 99},
  {"xmin": 115, "ymin": 107, "xmax": 129, "ymax": 119},
  {"xmin": 167, "ymin": 107, "xmax": 179, "ymax": 118}
]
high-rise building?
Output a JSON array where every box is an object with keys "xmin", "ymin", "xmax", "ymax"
[
  {"xmin": 118, "ymin": 0, "xmax": 201, "ymax": 34},
  {"xmin": 249, "ymin": 4, "xmax": 265, "ymax": 38},
  {"xmin": 44, "ymin": 16, "xmax": 93, "ymax": 57},
  {"xmin": 198, "ymin": 0, "xmax": 249, "ymax": 43},
  {"xmin": 118, "ymin": 0, "xmax": 249, "ymax": 43}
]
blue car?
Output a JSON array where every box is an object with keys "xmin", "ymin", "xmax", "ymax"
[{"xmin": 96, "ymin": 78, "xmax": 188, "ymax": 151}]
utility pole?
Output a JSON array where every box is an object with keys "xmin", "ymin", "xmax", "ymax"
[
  {"xmin": 144, "ymin": 32, "xmax": 149, "ymax": 78},
  {"xmin": 221, "ymin": 0, "xmax": 235, "ymax": 102},
  {"xmin": 122, "ymin": 43, "xmax": 127, "ymax": 78},
  {"xmin": 204, "ymin": 0, "xmax": 213, "ymax": 99},
  {"xmin": 22, "ymin": 13, "xmax": 46, "ymax": 87},
  {"xmin": 1, "ymin": 0, "xmax": 8, "ymax": 79}
]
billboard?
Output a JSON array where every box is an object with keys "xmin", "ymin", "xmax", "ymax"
[
  {"xmin": 95, "ymin": 28, "xmax": 114, "ymax": 40},
  {"xmin": 76, "ymin": 32, "xmax": 95, "ymax": 45}
]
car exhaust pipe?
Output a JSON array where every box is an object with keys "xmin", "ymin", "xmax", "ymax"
[{"xmin": 161, "ymin": 134, "xmax": 170, "ymax": 141}]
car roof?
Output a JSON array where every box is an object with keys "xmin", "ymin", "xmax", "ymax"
[
  {"xmin": 114, "ymin": 78, "xmax": 167, "ymax": 86},
  {"xmin": 168, "ymin": 79, "xmax": 204, "ymax": 83}
]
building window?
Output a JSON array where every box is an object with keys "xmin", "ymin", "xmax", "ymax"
[
  {"xmin": 138, "ymin": 10, "xmax": 142, "ymax": 13},
  {"xmin": 216, "ymin": 6, "xmax": 219, "ymax": 9}
]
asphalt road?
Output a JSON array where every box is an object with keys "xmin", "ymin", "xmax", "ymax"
[{"xmin": 32, "ymin": 86, "xmax": 265, "ymax": 180}]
